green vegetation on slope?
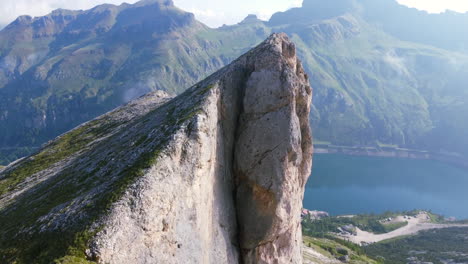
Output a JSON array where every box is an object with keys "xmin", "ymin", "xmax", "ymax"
[
  {"xmin": 0, "ymin": 83, "xmax": 212, "ymax": 263},
  {"xmin": 302, "ymin": 211, "xmax": 418, "ymax": 237},
  {"xmin": 270, "ymin": 1, "xmax": 468, "ymax": 156},
  {"xmin": 302, "ymin": 210, "xmax": 468, "ymax": 264},
  {"xmin": 0, "ymin": 147, "xmax": 38, "ymax": 166},
  {"xmin": 0, "ymin": 117, "xmax": 140, "ymax": 263},
  {"xmin": 0, "ymin": 118, "xmax": 119, "ymax": 196},
  {"xmin": 303, "ymin": 236, "xmax": 380, "ymax": 264},
  {"xmin": 304, "ymin": 226, "xmax": 468, "ymax": 264},
  {"xmin": 0, "ymin": 1, "xmax": 267, "ymax": 165},
  {"xmin": 365, "ymin": 227, "xmax": 468, "ymax": 264},
  {"xmin": 288, "ymin": 15, "xmax": 468, "ymax": 150}
]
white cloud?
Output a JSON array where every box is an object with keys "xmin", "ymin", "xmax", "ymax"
[
  {"xmin": 0, "ymin": 0, "xmax": 139, "ymax": 26},
  {"xmin": 289, "ymin": 0, "xmax": 303, "ymax": 9},
  {"xmin": 186, "ymin": 8, "xmax": 232, "ymax": 27},
  {"xmin": 1, "ymin": 0, "xmax": 468, "ymax": 30},
  {"xmin": 255, "ymin": 9, "xmax": 277, "ymax": 21},
  {"xmin": 384, "ymin": 50, "xmax": 409, "ymax": 76},
  {"xmin": 187, "ymin": 8, "xmax": 218, "ymax": 18},
  {"xmin": 397, "ymin": 0, "xmax": 468, "ymax": 13},
  {"xmin": 174, "ymin": 0, "xmax": 303, "ymax": 27}
]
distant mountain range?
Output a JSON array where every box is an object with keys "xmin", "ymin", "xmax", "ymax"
[
  {"xmin": 0, "ymin": 0, "xmax": 267, "ymax": 164},
  {"xmin": 1, "ymin": 0, "xmax": 468, "ymax": 164}
]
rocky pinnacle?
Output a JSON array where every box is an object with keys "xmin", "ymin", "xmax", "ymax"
[
  {"xmin": 233, "ymin": 33, "xmax": 313, "ymax": 263},
  {"xmin": 0, "ymin": 33, "xmax": 313, "ymax": 264}
]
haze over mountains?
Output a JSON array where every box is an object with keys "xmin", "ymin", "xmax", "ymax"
[{"xmin": 1, "ymin": 0, "xmax": 468, "ymax": 165}]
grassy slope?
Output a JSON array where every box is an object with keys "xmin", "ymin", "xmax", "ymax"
[
  {"xmin": 303, "ymin": 210, "xmax": 420, "ymax": 236},
  {"xmin": 302, "ymin": 211, "xmax": 463, "ymax": 264},
  {"xmin": 303, "ymin": 236, "xmax": 380, "ymax": 264},
  {"xmin": 364, "ymin": 227, "xmax": 468, "ymax": 264},
  {"xmin": 0, "ymin": 82, "xmax": 213, "ymax": 263},
  {"xmin": 304, "ymin": 227, "xmax": 468, "ymax": 264}
]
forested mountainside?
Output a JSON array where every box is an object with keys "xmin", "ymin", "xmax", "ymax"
[
  {"xmin": 1, "ymin": 0, "xmax": 468, "ymax": 164},
  {"xmin": 0, "ymin": 0, "xmax": 268, "ymax": 164},
  {"xmin": 265, "ymin": 0, "xmax": 468, "ymax": 155}
]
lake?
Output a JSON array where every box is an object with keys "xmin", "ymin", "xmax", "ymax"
[{"xmin": 304, "ymin": 154, "xmax": 468, "ymax": 219}]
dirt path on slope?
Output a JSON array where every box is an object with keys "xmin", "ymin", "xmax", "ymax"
[{"xmin": 340, "ymin": 213, "xmax": 468, "ymax": 245}]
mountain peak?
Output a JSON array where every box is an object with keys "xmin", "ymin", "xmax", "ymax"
[
  {"xmin": 239, "ymin": 14, "xmax": 262, "ymax": 24},
  {"xmin": 302, "ymin": 0, "xmax": 356, "ymax": 9},
  {"xmin": 134, "ymin": 0, "xmax": 174, "ymax": 7},
  {"xmin": 269, "ymin": 0, "xmax": 357, "ymax": 25},
  {"xmin": 10, "ymin": 15, "xmax": 32, "ymax": 26},
  {"xmin": 49, "ymin": 8, "xmax": 81, "ymax": 16}
]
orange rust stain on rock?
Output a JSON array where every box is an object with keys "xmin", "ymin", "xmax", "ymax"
[{"xmin": 251, "ymin": 183, "xmax": 277, "ymax": 215}]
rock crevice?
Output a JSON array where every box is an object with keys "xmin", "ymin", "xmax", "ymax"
[{"xmin": 232, "ymin": 34, "xmax": 312, "ymax": 264}]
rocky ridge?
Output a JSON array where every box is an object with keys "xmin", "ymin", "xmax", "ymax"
[{"xmin": 0, "ymin": 33, "xmax": 312, "ymax": 264}]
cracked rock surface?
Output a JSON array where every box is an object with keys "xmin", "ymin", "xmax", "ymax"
[{"xmin": 234, "ymin": 34, "xmax": 313, "ymax": 264}]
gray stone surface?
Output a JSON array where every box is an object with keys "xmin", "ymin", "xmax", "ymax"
[
  {"xmin": 92, "ymin": 33, "xmax": 312, "ymax": 264},
  {"xmin": 234, "ymin": 33, "xmax": 313, "ymax": 264}
]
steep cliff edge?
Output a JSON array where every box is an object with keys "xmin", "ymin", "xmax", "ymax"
[{"xmin": 0, "ymin": 33, "xmax": 312, "ymax": 264}]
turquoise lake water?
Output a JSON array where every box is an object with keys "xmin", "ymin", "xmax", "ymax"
[{"xmin": 304, "ymin": 154, "xmax": 468, "ymax": 219}]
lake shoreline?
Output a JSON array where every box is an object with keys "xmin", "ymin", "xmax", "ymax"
[
  {"xmin": 314, "ymin": 145, "xmax": 468, "ymax": 169},
  {"xmin": 305, "ymin": 153, "xmax": 468, "ymax": 220}
]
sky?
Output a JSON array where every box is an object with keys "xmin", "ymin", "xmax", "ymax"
[{"xmin": 0, "ymin": 0, "xmax": 468, "ymax": 29}]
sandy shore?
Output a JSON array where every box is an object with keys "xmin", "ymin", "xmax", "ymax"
[{"xmin": 339, "ymin": 213, "xmax": 468, "ymax": 245}]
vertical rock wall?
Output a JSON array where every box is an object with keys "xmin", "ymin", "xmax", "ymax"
[
  {"xmin": 234, "ymin": 34, "xmax": 313, "ymax": 264},
  {"xmin": 87, "ymin": 33, "xmax": 312, "ymax": 264}
]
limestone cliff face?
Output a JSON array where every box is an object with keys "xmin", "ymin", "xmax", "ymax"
[
  {"xmin": 234, "ymin": 40, "xmax": 313, "ymax": 264},
  {"xmin": 0, "ymin": 33, "xmax": 312, "ymax": 264}
]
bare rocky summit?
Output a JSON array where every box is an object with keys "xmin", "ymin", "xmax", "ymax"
[{"xmin": 0, "ymin": 33, "xmax": 312, "ymax": 264}]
